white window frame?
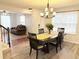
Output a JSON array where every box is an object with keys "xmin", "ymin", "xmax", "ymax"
[{"xmin": 52, "ymin": 11, "xmax": 78, "ymax": 34}]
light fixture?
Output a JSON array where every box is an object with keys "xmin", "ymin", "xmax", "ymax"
[
  {"xmin": 2, "ymin": 10, "xmax": 7, "ymax": 16},
  {"xmin": 40, "ymin": 0, "xmax": 56, "ymax": 18}
]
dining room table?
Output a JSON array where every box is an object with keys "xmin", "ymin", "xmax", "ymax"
[{"xmin": 37, "ymin": 31, "xmax": 58, "ymax": 53}]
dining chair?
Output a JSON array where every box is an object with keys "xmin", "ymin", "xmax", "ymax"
[
  {"xmin": 38, "ymin": 28, "xmax": 44, "ymax": 34},
  {"xmin": 49, "ymin": 32, "xmax": 64, "ymax": 53},
  {"xmin": 28, "ymin": 32, "xmax": 46, "ymax": 59}
]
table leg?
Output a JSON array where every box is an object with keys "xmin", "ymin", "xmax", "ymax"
[{"xmin": 46, "ymin": 43, "xmax": 49, "ymax": 53}]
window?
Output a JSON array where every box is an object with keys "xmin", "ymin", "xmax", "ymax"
[
  {"xmin": 52, "ymin": 11, "xmax": 78, "ymax": 34},
  {"xmin": 1, "ymin": 15, "xmax": 11, "ymax": 28},
  {"xmin": 20, "ymin": 15, "xmax": 25, "ymax": 25}
]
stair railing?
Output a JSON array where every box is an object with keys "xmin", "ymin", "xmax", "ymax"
[{"xmin": 0, "ymin": 25, "xmax": 10, "ymax": 47}]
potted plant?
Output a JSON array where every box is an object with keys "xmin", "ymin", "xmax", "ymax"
[{"xmin": 46, "ymin": 23, "xmax": 53, "ymax": 34}]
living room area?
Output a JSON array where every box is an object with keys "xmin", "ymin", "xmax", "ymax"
[{"xmin": 0, "ymin": 11, "xmax": 30, "ymax": 46}]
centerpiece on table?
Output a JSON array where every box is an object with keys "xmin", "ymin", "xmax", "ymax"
[{"xmin": 46, "ymin": 23, "xmax": 53, "ymax": 34}]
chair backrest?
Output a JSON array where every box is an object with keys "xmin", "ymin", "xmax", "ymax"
[
  {"xmin": 28, "ymin": 32, "xmax": 44, "ymax": 49},
  {"xmin": 28, "ymin": 32, "xmax": 37, "ymax": 39},
  {"xmin": 57, "ymin": 32, "xmax": 64, "ymax": 44},
  {"xmin": 58, "ymin": 28, "xmax": 65, "ymax": 33},
  {"xmin": 38, "ymin": 28, "xmax": 44, "ymax": 34}
]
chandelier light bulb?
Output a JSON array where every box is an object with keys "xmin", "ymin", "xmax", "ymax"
[
  {"xmin": 45, "ymin": 12, "xmax": 49, "ymax": 16},
  {"xmin": 40, "ymin": 12, "xmax": 44, "ymax": 17},
  {"xmin": 53, "ymin": 12, "xmax": 56, "ymax": 16},
  {"xmin": 50, "ymin": 8, "xmax": 53, "ymax": 12},
  {"xmin": 45, "ymin": 7, "xmax": 48, "ymax": 12}
]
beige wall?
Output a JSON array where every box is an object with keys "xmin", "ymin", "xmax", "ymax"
[{"xmin": 29, "ymin": 9, "xmax": 42, "ymax": 33}]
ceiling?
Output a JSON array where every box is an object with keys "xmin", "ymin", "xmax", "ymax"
[{"xmin": 0, "ymin": 0, "xmax": 79, "ymax": 9}]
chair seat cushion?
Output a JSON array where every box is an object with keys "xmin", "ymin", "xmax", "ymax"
[
  {"xmin": 38, "ymin": 45, "xmax": 46, "ymax": 49},
  {"xmin": 38, "ymin": 46, "xmax": 44, "ymax": 49},
  {"xmin": 50, "ymin": 42, "xmax": 57, "ymax": 44}
]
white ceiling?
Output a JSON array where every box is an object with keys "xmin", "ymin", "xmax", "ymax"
[{"xmin": 0, "ymin": 0, "xmax": 79, "ymax": 9}]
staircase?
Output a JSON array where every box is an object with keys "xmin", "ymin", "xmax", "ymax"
[{"xmin": 0, "ymin": 25, "xmax": 10, "ymax": 51}]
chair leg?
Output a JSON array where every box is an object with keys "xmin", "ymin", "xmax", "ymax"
[
  {"xmin": 29, "ymin": 48, "xmax": 32, "ymax": 55},
  {"xmin": 36, "ymin": 50, "xmax": 38, "ymax": 59},
  {"xmin": 60, "ymin": 45, "xmax": 61, "ymax": 49},
  {"xmin": 56, "ymin": 46, "xmax": 58, "ymax": 53},
  {"xmin": 59, "ymin": 43, "xmax": 62, "ymax": 49}
]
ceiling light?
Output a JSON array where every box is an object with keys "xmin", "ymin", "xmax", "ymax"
[
  {"xmin": 2, "ymin": 10, "xmax": 7, "ymax": 16},
  {"xmin": 40, "ymin": 0, "xmax": 56, "ymax": 18}
]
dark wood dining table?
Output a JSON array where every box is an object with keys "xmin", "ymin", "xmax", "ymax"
[{"xmin": 37, "ymin": 31, "xmax": 58, "ymax": 53}]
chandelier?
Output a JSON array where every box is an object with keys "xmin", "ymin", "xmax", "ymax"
[{"xmin": 40, "ymin": 0, "xmax": 56, "ymax": 18}]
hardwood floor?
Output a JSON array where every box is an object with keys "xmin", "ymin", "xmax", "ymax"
[
  {"xmin": 3, "ymin": 40, "xmax": 79, "ymax": 59},
  {"xmin": 11, "ymin": 37, "xmax": 27, "ymax": 46},
  {"xmin": 10, "ymin": 34, "xmax": 28, "ymax": 46}
]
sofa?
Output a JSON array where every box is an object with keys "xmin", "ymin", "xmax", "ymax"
[{"xmin": 11, "ymin": 25, "xmax": 26, "ymax": 35}]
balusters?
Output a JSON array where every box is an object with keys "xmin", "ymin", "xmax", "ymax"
[{"xmin": 0, "ymin": 25, "xmax": 11, "ymax": 47}]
